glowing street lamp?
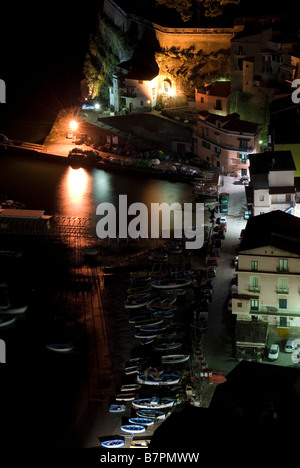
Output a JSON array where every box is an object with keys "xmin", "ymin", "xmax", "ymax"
[{"xmin": 70, "ymin": 120, "xmax": 79, "ymax": 132}]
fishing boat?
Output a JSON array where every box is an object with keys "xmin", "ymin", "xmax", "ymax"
[
  {"xmin": 0, "ymin": 314, "xmax": 16, "ymax": 328},
  {"xmin": 136, "ymin": 373, "xmax": 181, "ymax": 386},
  {"xmin": 45, "ymin": 343, "xmax": 73, "ymax": 353},
  {"xmin": 132, "ymin": 397, "xmax": 174, "ymax": 410},
  {"xmin": 127, "ymin": 285, "xmax": 151, "ymax": 295},
  {"xmin": 154, "ymin": 342, "xmax": 182, "ymax": 352},
  {"xmin": 101, "ymin": 439, "xmax": 125, "ymax": 449},
  {"xmin": 121, "ymin": 425, "xmax": 145, "ymax": 434},
  {"xmin": 120, "ymin": 383, "xmax": 141, "ymax": 392},
  {"xmin": 148, "ymin": 296, "xmax": 177, "ymax": 309},
  {"xmin": 132, "ymin": 317, "xmax": 163, "ymax": 328},
  {"xmin": 109, "ymin": 404, "xmax": 126, "ymax": 413},
  {"xmin": 3, "ymin": 304, "xmax": 28, "ymax": 315},
  {"xmin": 136, "ymin": 409, "xmax": 166, "ymax": 419},
  {"xmin": 127, "ymin": 292, "xmax": 151, "ymax": 301},
  {"xmin": 140, "ymin": 323, "xmax": 167, "ymax": 333},
  {"xmin": 124, "ymin": 297, "xmax": 149, "ymax": 309},
  {"xmin": 115, "ymin": 393, "xmax": 137, "ymax": 401},
  {"xmin": 128, "ymin": 417, "xmax": 154, "ymax": 427},
  {"xmin": 130, "ymin": 439, "xmax": 151, "ymax": 448},
  {"xmin": 151, "ymin": 276, "xmax": 192, "ymax": 289},
  {"xmin": 161, "ymin": 354, "xmax": 190, "ymax": 364},
  {"xmin": 124, "ymin": 365, "xmax": 139, "ymax": 375},
  {"xmin": 135, "ymin": 330, "xmax": 160, "ymax": 340},
  {"xmin": 153, "ymin": 310, "xmax": 175, "ymax": 320}
]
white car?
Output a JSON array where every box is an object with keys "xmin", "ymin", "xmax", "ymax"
[
  {"xmin": 268, "ymin": 344, "xmax": 280, "ymax": 361},
  {"xmin": 220, "ymin": 216, "xmax": 227, "ymax": 224}
]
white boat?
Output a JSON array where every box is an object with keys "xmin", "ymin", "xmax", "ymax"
[
  {"xmin": 153, "ymin": 310, "xmax": 175, "ymax": 319},
  {"xmin": 136, "ymin": 373, "xmax": 181, "ymax": 386},
  {"xmin": 128, "ymin": 417, "xmax": 154, "ymax": 427},
  {"xmin": 121, "ymin": 424, "xmax": 145, "ymax": 434},
  {"xmin": 135, "ymin": 330, "xmax": 160, "ymax": 340},
  {"xmin": 101, "ymin": 439, "xmax": 125, "ymax": 448},
  {"xmin": 0, "ymin": 314, "xmax": 16, "ymax": 328},
  {"xmin": 132, "ymin": 397, "xmax": 174, "ymax": 410},
  {"xmin": 151, "ymin": 276, "xmax": 192, "ymax": 289},
  {"xmin": 45, "ymin": 343, "xmax": 73, "ymax": 353},
  {"xmin": 124, "ymin": 297, "xmax": 149, "ymax": 309},
  {"xmin": 154, "ymin": 341, "xmax": 182, "ymax": 352},
  {"xmin": 115, "ymin": 393, "xmax": 137, "ymax": 401},
  {"xmin": 121, "ymin": 383, "xmax": 141, "ymax": 392},
  {"xmin": 161, "ymin": 354, "xmax": 190, "ymax": 364},
  {"xmin": 136, "ymin": 409, "xmax": 166, "ymax": 419},
  {"xmin": 140, "ymin": 323, "xmax": 167, "ymax": 333},
  {"xmin": 3, "ymin": 304, "xmax": 28, "ymax": 315}
]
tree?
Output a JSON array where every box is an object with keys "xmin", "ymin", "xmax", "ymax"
[{"xmin": 156, "ymin": 0, "xmax": 240, "ymax": 22}]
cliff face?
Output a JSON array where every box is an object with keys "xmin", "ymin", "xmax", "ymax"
[{"xmin": 102, "ymin": 0, "xmax": 237, "ymax": 97}]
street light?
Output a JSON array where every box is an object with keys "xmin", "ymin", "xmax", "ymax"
[{"xmin": 70, "ymin": 120, "xmax": 79, "ymax": 132}]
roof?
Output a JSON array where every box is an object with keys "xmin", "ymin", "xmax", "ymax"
[
  {"xmin": 249, "ymin": 150, "xmax": 296, "ymax": 175},
  {"xmin": 198, "ymin": 111, "xmax": 260, "ymax": 134},
  {"xmin": 197, "ymin": 81, "xmax": 231, "ymax": 98},
  {"xmin": 0, "ymin": 209, "xmax": 45, "ymax": 218},
  {"xmin": 238, "ymin": 210, "xmax": 300, "ymax": 254}
]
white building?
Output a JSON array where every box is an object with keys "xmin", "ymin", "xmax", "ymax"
[{"xmin": 248, "ymin": 151, "xmax": 296, "ymax": 216}]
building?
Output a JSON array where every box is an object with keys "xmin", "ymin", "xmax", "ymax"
[
  {"xmin": 232, "ymin": 211, "xmax": 300, "ymax": 355},
  {"xmin": 195, "ymin": 81, "xmax": 231, "ymax": 116},
  {"xmin": 247, "ymin": 150, "xmax": 296, "ymax": 216},
  {"xmin": 193, "ymin": 111, "xmax": 261, "ymax": 175},
  {"xmin": 109, "ymin": 59, "xmax": 159, "ymax": 112}
]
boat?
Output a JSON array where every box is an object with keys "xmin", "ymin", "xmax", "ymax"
[
  {"xmin": 139, "ymin": 323, "xmax": 167, "ymax": 333},
  {"xmin": 132, "ymin": 397, "xmax": 174, "ymax": 410},
  {"xmin": 136, "ymin": 373, "xmax": 181, "ymax": 386},
  {"xmin": 115, "ymin": 393, "xmax": 137, "ymax": 401},
  {"xmin": 153, "ymin": 310, "xmax": 175, "ymax": 320},
  {"xmin": 128, "ymin": 417, "xmax": 154, "ymax": 427},
  {"xmin": 101, "ymin": 439, "xmax": 125, "ymax": 449},
  {"xmin": 154, "ymin": 342, "xmax": 182, "ymax": 352},
  {"xmin": 135, "ymin": 330, "xmax": 160, "ymax": 340},
  {"xmin": 124, "ymin": 297, "xmax": 149, "ymax": 309},
  {"xmin": 130, "ymin": 439, "xmax": 151, "ymax": 448},
  {"xmin": 161, "ymin": 288, "xmax": 186, "ymax": 296},
  {"xmin": 0, "ymin": 314, "xmax": 16, "ymax": 328},
  {"xmin": 131, "ymin": 317, "xmax": 163, "ymax": 328},
  {"xmin": 45, "ymin": 343, "xmax": 73, "ymax": 353},
  {"xmin": 148, "ymin": 296, "xmax": 177, "ymax": 309},
  {"xmin": 109, "ymin": 404, "xmax": 126, "ymax": 413},
  {"xmin": 124, "ymin": 365, "xmax": 139, "ymax": 375},
  {"xmin": 161, "ymin": 354, "xmax": 190, "ymax": 364},
  {"xmin": 127, "ymin": 285, "xmax": 151, "ymax": 295},
  {"xmin": 0, "ymin": 250, "xmax": 22, "ymax": 258},
  {"xmin": 3, "ymin": 304, "xmax": 28, "ymax": 315},
  {"xmin": 120, "ymin": 383, "xmax": 141, "ymax": 392},
  {"xmin": 151, "ymin": 276, "xmax": 192, "ymax": 289},
  {"xmin": 136, "ymin": 409, "xmax": 166, "ymax": 419},
  {"xmin": 121, "ymin": 425, "xmax": 145, "ymax": 434},
  {"xmin": 155, "ymin": 330, "xmax": 185, "ymax": 342},
  {"xmin": 127, "ymin": 292, "xmax": 151, "ymax": 301}
]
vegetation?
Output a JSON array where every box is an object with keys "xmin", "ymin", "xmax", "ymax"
[
  {"xmin": 155, "ymin": 0, "xmax": 240, "ymax": 22},
  {"xmin": 83, "ymin": 13, "xmax": 133, "ymax": 102}
]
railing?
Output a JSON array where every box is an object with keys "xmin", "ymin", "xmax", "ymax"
[
  {"xmin": 249, "ymin": 286, "xmax": 261, "ymax": 293},
  {"xmin": 277, "ymin": 289, "xmax": 289, "ymax": 294}
]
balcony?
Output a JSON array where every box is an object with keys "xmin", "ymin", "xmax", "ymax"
[
  {"xmin": 277, "ymin": 268, "xmax": 289, "ymax": 274},
  {"xmin": 277, "ymin": 289, "xmax": 289, "ymax": 294},
  {"xmin": 249, "ymin": 286, "xmax": 261, "ymax": 293}
]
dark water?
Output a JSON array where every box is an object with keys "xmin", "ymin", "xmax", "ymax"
[{"xmin": 0, "ymin": 150, "xmax": 194, "ymax": 448}]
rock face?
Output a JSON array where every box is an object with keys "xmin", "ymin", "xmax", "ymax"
[{"xmin": 103, "ymin": 0, "xmax": 241, "ymax": 96}]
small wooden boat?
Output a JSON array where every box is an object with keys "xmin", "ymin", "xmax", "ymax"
[
  {"xmin": 45, "ymin": 343, "xmax": 73, "ymax": 353},
  {"xmin": 127, "ymin": 285, "xmax": 151, "ymax": 295},
  {"xmin": 137, "ymin": 373, "xmax": 180, "ymax": 386},
  {"xmin": 135, "ymin": 330, "xmax": 160, "ymax": 340},
  {"xmin": 124, "ymin": 297, "xmax": 149, "ymax": 309},
  {"xmin": 154, "ymin": 341, "xmax": 182, "ymax": 352},
  {"xmin": 109, "ymin": 404, "xmax": 126, "ymax": 413},
  {"xmin": 140, "ymin": 323, "xmax": 167, "ymax": 333},
  {"xmin": 148, "ymin": 296, "xmax": 177, "ymax": 309},
  {"xmin": 130, "ymin": 439, "xmax": 151, "ymax": 448},
  {"xmin": 0, "ymin": 314, "xmax": 16, "ymax": 328},
  {"xmin": 115, "ymin": 393, "xmax": 137, "ymax": 401},
  {"xmin": 136, "ymin": 409, "xmax": 166, "ymax": 419},
  {"xmin": 153, "ymin": 310, "xmax": 175, "ymax": 320},
  {"xmin": 3, "ymin": 304, "xmax": 28, "ymax": 315},
  {"xmin": 101, "ymin": 439, "xmax": 125, "ymax": 448},
  {"xmin": 124, "ymin": 365, "xmax": 139, "ymax": 375},
  {"xmin": 131, "ymin": 317, "xmax": 163, "ymax": 328},
  {"xmin": 151, "ymin": 276, "xmax": 192, "ymax": 289},
  {"xmin": 129, "ymin": 417, "xmax": 154, "ymax": 427},
  {"xmin": 121, "ymin": 383, "xmax": 141, "ymax": 392},
  {"xmin": 161, "ymin": 354, "xmax": 190, "ymax": 364},
  {"xmin": 121, "ymin": 424, "xmax": 145, "ymax": 434},
  {"xmin": 132, "ymin": 397, "xmax": 174, "ymax": 410}
]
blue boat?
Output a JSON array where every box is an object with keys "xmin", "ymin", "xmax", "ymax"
[
  {"xmin": 124, "ymin": 297, "xmax": 149, "ymax": 309},
  {"xmin": 151, "ymin": 276, "xmax": 192, "ymax": 289},
  {"xmin": 109, "ymin": 404, "xmax": 126, "ymax": 413},
  {"xmin": 128, "ymin": 417, "xmax": 154, "ymax": 426},
  {"xmin": 154, "ymin": 341, "xmax": 182, "ymax": 352},
  {"xmin": 101, "ymin": 439, "xmax": 125, "ymax": 448},
  {"xmin": 136, "ymin": 409, "xmax": 166, "ymax": 419},
  {"xmin": 153, "ymin": 310, "xmax": 175, "ymax": 319}
]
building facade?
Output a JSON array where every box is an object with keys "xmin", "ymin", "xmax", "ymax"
[
  {"xmin": 232, "ymin": 211, "xmax": 300, "ymax": 343},
  {"xmin": 193, "ymin": 111, "xmax": 261, "ymax": 175},
  {"xmin": 248, "ymin": 150, "xmax": 296, "ymax": 216},
  {"xmin": 195, "ymin": 81, "xmax": 231, "ymax": 116}
]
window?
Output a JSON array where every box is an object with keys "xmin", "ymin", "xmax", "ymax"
[
  {"xmin": 237, "ymin": 302, "xmax": 243, "ymax": 308},
  {"xmin": 215, "ymin": 99, "xmax": 222, "ymax": 111},
  {"xmin": 217, "ymin": 161, "xmax": 220, "ymax": 167},
  {"xmin": 278, "ymin": 278, "xmax": 289, "ymax": 294},
  {"xmin": 250, "ymin": 299, "xmax": 259, "ymax": 311},
  {"xmin": 279, "ymin": 298, "xmax": 287, "ymax": 309},
  {"xmin": 251, "ymin": 261, "xmax": 258, "ymax": 271},
  {"xmin": 201, "ymin": 97, "xmax": 204, "ymax": 103},
  {"xmin": 140, "ymin": 101, "xmax": 144, "ymax": 106},
  {"xmin": 206, "ymin": 128, "xmax": 209, "ymax": 136},
  {"xmin": 202, "ymin": 140, "xmax": 211, "ymax": 149},
  {"xmin": 278, "ymin": 259, "xmax": 288, "ymax": 272},
  {"xmin": 280, "ymin": 316, "xmax": 287, "ymax": 327},
  {"xmin": 259, "ymin": 195, "xmax": 264, "ymax": 201},
  {"xmin": 250, "ymin": 276, "xmax": 260, "ymax": 292}
]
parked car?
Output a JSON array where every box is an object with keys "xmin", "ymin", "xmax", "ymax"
[
  {"xmin": 220, "ymin": 206, "xmax": 228, "ymax": 214},
  {"xmin": 284, "ymin": 339, "xmax": 295, "ymax": 353},
  {"xmin": 219, "ymin": 222, "xmax": 227, "ymax": 232},
  {"xmin": 268, "ymin": 343, "xmax": 280, "ymax": 361},
  {"xmin": 220, "ymin": 216, "xmax": 227, "ymax": 224},
  {"xmin": 207, "ymin": 266, "xmax": 216, "ymax": 278}
]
